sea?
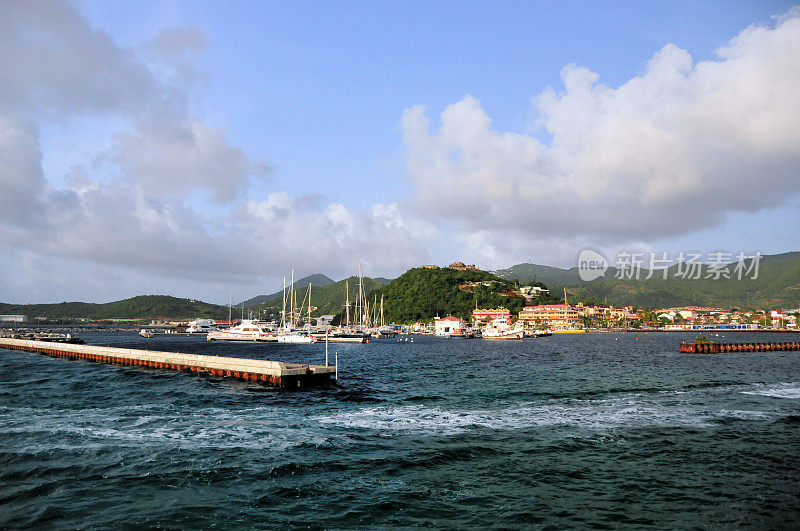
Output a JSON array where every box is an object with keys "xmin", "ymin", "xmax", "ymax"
[{"xmin": 1, "ymin": 331, "xmax": 799, "ymax": 528}]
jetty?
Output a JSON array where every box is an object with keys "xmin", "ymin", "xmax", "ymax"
[
  {"xmin": 0, "ymin": 338, "xmax": 336, "ymax": 388},
  {"xmin": 680, "ymin": 341, "xmax": 800, "ymax": 354}
]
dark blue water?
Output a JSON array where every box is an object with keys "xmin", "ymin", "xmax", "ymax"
[{"xmin": 2, "ymin": 332, "xmax": 799, "ymax": 528}]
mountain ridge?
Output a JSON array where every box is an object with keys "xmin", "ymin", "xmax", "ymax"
[
  {"xmin": 493, "ymin": 251, "xmax": 800, "ymax": 309},
  {"xmin": 237, "ymin": 273, "xmax": 335, "ymax": 308}
]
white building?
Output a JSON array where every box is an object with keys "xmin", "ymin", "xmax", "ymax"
[{"xmin": 434, "ymin": 316, "xmax": 463, "ymax": 336}]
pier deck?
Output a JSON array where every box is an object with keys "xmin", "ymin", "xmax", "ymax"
[{"xmin": 0, "ymin": 338, "xmax": 335, "ymax": 388}]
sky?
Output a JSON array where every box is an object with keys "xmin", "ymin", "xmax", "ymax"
[{"xmin": 1, "ymin": 0, "xmax": 799, "ymax": 304}]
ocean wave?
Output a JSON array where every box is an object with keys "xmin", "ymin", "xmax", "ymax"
[
  {"xmin": 312, "ymin": 393, "xmax": 773, "ymax": 436},
  {"xmin": 0, "ymin": 405, "xmax": 329, "ymax": 451},
  {"xmin": 740, "ymin": 382, "xmax": 800, "ymax": 399}
]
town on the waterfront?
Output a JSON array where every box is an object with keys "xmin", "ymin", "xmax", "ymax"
[{"xmin": 3, "ymin": 258, "xmax": 798, "ymax": 341}]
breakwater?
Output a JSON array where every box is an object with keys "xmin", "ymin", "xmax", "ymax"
[
  {"xmin": 0, "ymin": 337, "xmax": 335, "ymax": 388},
  {"xmin": 680, "ymin": 341, "xmax": 800, "ymax": 353}
]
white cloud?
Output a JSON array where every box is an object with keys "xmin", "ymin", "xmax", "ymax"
[
  {"xmin": 109, "ymin": 117, "xmax": 267, "ymax": 203},
  {"xmin": 0, "ymin": 112, "xmax": 48, "ymax": 225},
  {"xmin": 0, "ymin": 1, "xmax": 428, "ymax": 303},
  {"xmin": 0, "ymin": 0, "xmax": 157, "ymax": 115},
  {"xmin": 402, "ymin": 11, "xmax": 800, "ymax": 249}
]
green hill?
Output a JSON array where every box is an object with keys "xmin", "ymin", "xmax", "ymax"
[
  {"xmin": 494, "ymin": 252, "xmax": 800, "ymax": 310},
  {"xmin": 493, "ymin": 263, "xmax": 584, "ymax": 286},
  {"xmin": 250, "ymin": 276, "xmax": 390, "ymax": 320},
  {"xmin": 238, "ymin": 274, "xmax": 335, "ymax": 308},
  {"xmin": 366, "ymin": 267, "xmax": 559, "ymax": 323},
  {"xmin": 0, "ymin": 295, "xmax": 230, "ymax": 321}
]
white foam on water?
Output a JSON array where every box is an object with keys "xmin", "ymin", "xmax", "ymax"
[
  {"xmin": 0, "ymin": 405, "xmax": 329, "ymax": 451},
  {"xmin": 740, "ymin": 382, "xmax": 800, "ymax": 399},
  {"xmin": 313, "ymin": 390, "xmax": 782, "ymax": 436},
  {"xmin": 313, "ymin": 399, "xmax": 707, "ymax": 436}
]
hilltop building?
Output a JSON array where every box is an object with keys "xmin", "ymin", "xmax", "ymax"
[
  {"xmin": 448, "ymin": 261, "xmax": 479, "ymax": 271},
  {"xmin": 519, "ymin": 286, "xmax": 549, "ymax": 302}
]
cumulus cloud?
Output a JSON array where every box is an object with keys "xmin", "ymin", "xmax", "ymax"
[
  {"xmin": 0, "ymin": 0, "xmax": 157, "ymax": 115},
  {"xmin": 0, "ymin": 0, "xmax": 265, "ymax": 212},
  {"xmin": 109, "ymin": 117, "xmax": 267, "ymax": 202},
  {"xmin": 0, "ymin": 112, "xmax": 47, "ymax": 225},
  {"xmin": 402, "ymin": 11, "xmax": 800, "ymax": 247},
  {"xmin": 0, "ymin": 1, "xmax": 427, "ymax": 303},
  {"xmin": 238, "ymin": 195, "xmax": 430, "ymax": 277}
]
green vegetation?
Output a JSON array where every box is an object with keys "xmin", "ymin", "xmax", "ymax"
[
  {"xmin": 238, "ymin": 274, "xmax": 335, "ymax": 308},
  {"xmin": 0, "ymin": 295, "xmax": 230, "ymax": 321},
  {"xmin": 494, "ymin": 252, "xmax": 800, "ymax": 310},
  {"xmin": 250, "ymin": 276, "xmax": 390, "ymax": 320},
  {"xmin": 364, "ymin": 267, "xmax": 558, "ymax": 323}
]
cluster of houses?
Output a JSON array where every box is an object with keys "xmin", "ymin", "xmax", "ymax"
[
  {"xmin": 656, "ymin": 307, "xmax": 798, "ymax": 330},
  {"xmin": 430, "ymin": 303, "xmax": 637, "ymax": 335},
  {"xmin": 428, "ymin": 303, "xmax": 799, "ymax": 335}
]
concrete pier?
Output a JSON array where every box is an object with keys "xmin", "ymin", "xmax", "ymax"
[
  {"xmin": 680, "ymin": 341, "xmax": 800, "ymax": 354},
  {"xmin": 0, "ymin": 338, "xmax": 336, "ymax": 388}
]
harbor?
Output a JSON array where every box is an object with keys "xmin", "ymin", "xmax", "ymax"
[{"xmin": 0, "ymin": 337, "xmax": 336, "ymax": 388}]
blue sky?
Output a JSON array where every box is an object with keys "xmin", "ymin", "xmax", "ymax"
[{"xmin": 1, "ymin": 1, "xmax": 798, "ymax": 303}]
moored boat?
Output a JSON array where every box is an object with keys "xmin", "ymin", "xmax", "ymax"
[
  {"xmin": 311, "ymin": 329, "xmax": 370, "ymax": 343},
  {"xmin": 186, "ymin": 319, "xmax": 218, "ymax": 334},
  {"xmin": 481, "ymin": 317, "xmax": 524, "ymax": 340},
  {"xmin": 207, "ymin": 320, "xmax": 277, "ymax": 341}
]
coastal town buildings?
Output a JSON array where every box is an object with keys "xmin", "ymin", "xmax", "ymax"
[
  {"xmin": 518, "ymin": 304, "xmax": 579, "ymax": 325},
  {"xmin": 472, "ymin": 307, "xmax": 511, "ymax": 324}
]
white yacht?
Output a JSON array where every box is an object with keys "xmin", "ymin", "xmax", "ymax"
[
  {"xmin": 206, "ymin": 320, "xmax": 277, "ymax": 341},
  {"xmin": 276, "ymin": 331, "xmax": 316, "ymax": 344},
  {"xmin": 186, "ymin": 319, "xmax": 218, "ymax": 334},
  {"xmin": 481, "ymin": 316, "xmax": 524, "ymax": 340}
]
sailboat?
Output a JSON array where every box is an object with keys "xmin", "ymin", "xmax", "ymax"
[
  {"xmin": 312, "ymin": 272, "xmax": 370, "ymax": 343},
  {"xmin": 374, "ymin": 295, "xmax": 398, "ymax": 338},
  {"xmin": 276, "ymin": 270, "xmax": 315, "ymax": 343}
]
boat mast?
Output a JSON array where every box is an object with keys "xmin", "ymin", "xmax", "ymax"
[
  {"xmin": 308, "ymin": 283, "xmax": 312, "ymax": 331},
  {"xmin": 290, "ymin": 269, "xmax": 294, "ymax": 329},
  {"xmin": 380, "ymin": 295, "xmax": 384, "ymax": 328},
  {"xmin": 345, "ymin": 281, "xmax": 350, "ymax": 327},
  {"xmin": 357, "ymin": 264, "xmax": 364, "ymax": 328},
  {"xmin": 281, "ymin": 276, "xmax": 286, "ymax": 328}
]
